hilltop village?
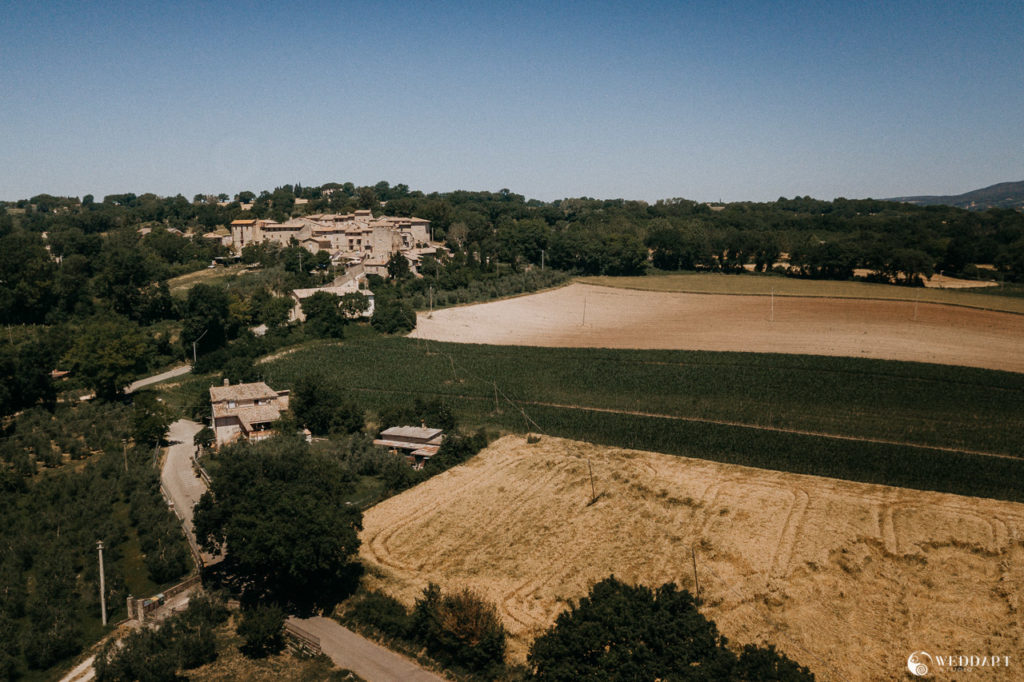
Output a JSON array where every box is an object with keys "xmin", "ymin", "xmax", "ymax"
[{"xmin": 225, "ymin": 209, "xmax": 444, "ymax": 278}]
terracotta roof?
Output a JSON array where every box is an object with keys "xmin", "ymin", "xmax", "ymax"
[
  {"xmin": 231, "ymin": 219, "xmax": 257, "ymax": 225},
  {"xmin": 210, "ymin": 381, "xmax": 280, "ymax": 403},
  {"xmin": 237, "ymin": 405, "xmax": 283, "ymax": 429}
]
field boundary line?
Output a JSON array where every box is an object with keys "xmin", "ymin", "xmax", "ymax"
[
  {"xmin": 342, "ymin": 385, "xmax": 1020, "ymax": 462},
  {"xmin": 577, "ymin": 279, "xmax": 1024, "ymax": 316},
  {"xmin": 518, "ymin": 400, "xmax": 1024, "ymax": 461}
]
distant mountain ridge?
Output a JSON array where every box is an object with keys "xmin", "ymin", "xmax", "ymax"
[{"xmin": 888, "ymin": 181, "xmax": 1024, "ymax": 211}]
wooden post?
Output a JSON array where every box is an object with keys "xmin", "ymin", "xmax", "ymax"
[
  {"xmin": 588, "ymin": 459, "xmax": 596, "ymax": 503},
  {"xmin": 691, "ymin": 544, "xmax": 700, "ymax": 605}
]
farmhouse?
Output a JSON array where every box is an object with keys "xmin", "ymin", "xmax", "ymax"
[
  {"xmin": 209, "ymin": 379, "xmax": 290, "ymax": 447},
  {"xmin": 373, "ymin": 426, "xmax": 443, "ymax": 470}
]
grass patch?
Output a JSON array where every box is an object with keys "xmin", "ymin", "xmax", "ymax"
[
  {"xmin": 112, "ymin": 501, "xmax": 162, "ymax": 598},
  {"xmin": 167, "ymin": 263, "xmax": 249, "ymax": 296},
  {"xmin": 579, "ymin": 273, "xmax": 1024, "ymax": 314}
]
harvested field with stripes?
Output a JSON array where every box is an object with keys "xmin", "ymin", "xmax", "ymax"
[
  {"xmin": 360, "ymin": 435, "xmax": 1024, "ymax": 680},
  {"xmin": 409, "ymin": 283, "xmax": 1024, "ymax": 373}
]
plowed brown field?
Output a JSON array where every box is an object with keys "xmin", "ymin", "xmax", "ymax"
[
  {"xmin": 360, "ymin": 436, "xmax": 1024, "ymax": 680},
  {"xmin": 409, "ymin": 283, "xmax": 1024, "ymax": 373}
]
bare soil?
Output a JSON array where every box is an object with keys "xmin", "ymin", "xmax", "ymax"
[
  {"xmin": 410, "ymin": 283, "xmax": 1024, "ymax": 373},
  {"xmin": 360, "ymin": 435, "xmax": 1024, "ymax": 680}
]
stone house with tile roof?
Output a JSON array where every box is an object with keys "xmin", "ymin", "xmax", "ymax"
[{"xmin": 209, "ymin": 379, "xmax": 291, "ymax": 447}]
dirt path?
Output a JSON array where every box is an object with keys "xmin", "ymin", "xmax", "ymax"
[
  {"xmin": 410, "ymin": 283, "xmax": 1024, "ymax": 373},
  {"xmin": 289, "ymin": 616, "xmax": 445, "ymax": 681}
]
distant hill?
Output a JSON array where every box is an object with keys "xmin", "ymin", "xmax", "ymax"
[{"xmin": 888, "ymin": 181, "xmax": 1024, "ymax": 211}]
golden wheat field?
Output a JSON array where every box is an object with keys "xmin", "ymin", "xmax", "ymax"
[{"xmin": 359, "ymin": 435, "xmax": 1024, "ymax": 681}]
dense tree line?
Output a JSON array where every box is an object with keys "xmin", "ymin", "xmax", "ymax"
[{"xmin": 8, "ymin": 180, "xmax": 1020, "ymax": 415}]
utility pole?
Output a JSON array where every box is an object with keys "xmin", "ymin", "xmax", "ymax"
[
  {"xmin": 122, "ymin": 439, "xmax": 128, "ymax": 473},
  {"xmin": 191, "ymin": 328, "xmax": 209, "ymax": 365},
  {"xmin": 541, "ymin": 249, "xmax": 545, "ymax": 271},
  {"xmin": 913, "ymin": 292, "xmax": 919, "ymax": 322},
  {"xmin": 429, "ymin": 285, "xmax": 433, "ymax": 318},
  {"xmin": 581, "ymin": 295, "xmax": 588, "ymax": 326},
  {"xmin": 97, "ymin": 541, "xmax": 107, "ymax": 626}
]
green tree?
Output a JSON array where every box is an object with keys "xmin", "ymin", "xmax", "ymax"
[
  {"xmin": 63, "ymin": 316, "xmax": 151, "ymax": 401},
  {"xmin": 301, "ymin": 291, "xmax": 346, "ymax": 338},
  {"xmin": 260, "ymin": 295, "xmax": 294, "ymax": 328},
  {"xmin": 193, "ymin": 438, "xmax": 363, "ymax": 606},
  {"xmin": 339, "ymin": 291, "xmax": 371, "ymax": 318},
  {"xmin": 528, "ymin": 576, "xmax": 813, "ymax": 681},
  {"xmin": 237, "ymin": 604, "xmax": 285, "ymax": 658},
  {"xmin": 291, "ymin": 373, "xmax": 364, "ymax": 435},
  {"xmin": 411, "ymin": 583, "xmax": 507, "ymax": 674},
  {"xmin": 181, "ymin": 283, "xmax": 232, "ymax": 359},
  {"xmin": 386, "ymin": 252, "xmax": 411, "ymax": 279},
  {"xmin": 371, "ymin": 298, "xmax": 415, "ymax": 334},
  {"xmin": 132, "ymin": 391, "xmax": 171, "ymax": 448}
]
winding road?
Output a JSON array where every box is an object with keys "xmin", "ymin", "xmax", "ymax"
[{"xmin": 159, "ymin": 421, "xmax": 442, "ymax": 680}]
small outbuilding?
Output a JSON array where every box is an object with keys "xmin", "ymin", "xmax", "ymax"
[{"xmin": 373, "ymin": 426, "xmax": 443, "ymax": 469}]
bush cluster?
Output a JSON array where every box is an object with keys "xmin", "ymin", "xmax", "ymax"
[
  {"xmin": 93, "ymin": 593, "xmax": 228, "ymax": 681},
  {"xmin": 348, "ymin": 586, "xmax": 507, "ymax": 677}
]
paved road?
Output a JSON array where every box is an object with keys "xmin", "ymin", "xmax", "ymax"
[
  {"xmin": 127, "ymin": 364, "xmax": 192, "ymax": 393},
  {"xmin": 289, "ymin": 617, "xmax": 446, "ymax": 682},
  {"xmin": 161, "ymin": 419, "xmax": 220, "ymax": 565},
  {"xmin": 79, "ymin": 364, "xmax": 192, "ymax": 402},
  {"xmin": 160, "ymin": 423, "xmax": 442, "ymax": 680}
]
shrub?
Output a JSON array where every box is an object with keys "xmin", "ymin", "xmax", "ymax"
[
  {"xmin": 350, "ymin": 590, "xmax": 412, "ymax": 639},
  {"xmin": 238, "ymin": 604, "xmax": 286, "ymax": 658},
  {"xmin": 411, "ymin": 583, "xmax": 506, "ymax": 674}
]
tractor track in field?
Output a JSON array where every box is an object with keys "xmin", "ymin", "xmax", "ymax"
[{"xmin": 344, "ymin": 385, "xmax": 1022, "ymax": 462}]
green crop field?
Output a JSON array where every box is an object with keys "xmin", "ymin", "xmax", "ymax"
[
  {"xmin": 261, "ymin": 328, "xmax": 1024, "ymax": 503},
  {"xmin": 579, "ymin": 273, "xmax": 1024, "ymax": 314}
]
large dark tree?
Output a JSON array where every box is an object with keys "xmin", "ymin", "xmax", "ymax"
[
  {"xmin": 181, "ymin": 283, "xmax": 231, "ymax": 359},
  {"xmin": 300, "ymin": 291, "xmax": 346, "ymax": 338},
  {"xmin": 193, "ymin": 437, "xmax": 362, "ymax": 607},
  {"xmin": 290, "ymin": 373, "xmax": 364, "ymax": 436},
  {"xmin": 62, "ymin": 315, "xmax": 152, "ymax": 401},
  {"xmin": 529, "ymin": 576, "xmax": 813, "ymax": 681}
]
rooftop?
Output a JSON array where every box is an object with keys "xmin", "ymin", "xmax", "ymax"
[
  {"xmin": 209, "ymin": 381, "xmax": 282, "ymax": 403},
  {"xmin": 379, "ymin": 426, "xmax": 443, "ymax": 443}
]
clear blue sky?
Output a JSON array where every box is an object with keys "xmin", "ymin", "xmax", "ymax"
[{"xmin": 2, "ymin": 0, "xmax": 1022, "ymax": 203}]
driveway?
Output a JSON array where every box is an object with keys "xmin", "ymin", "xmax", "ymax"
[{"xmin": 288, "ymin": 617, "xmax": 446, "ymax": 682}]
